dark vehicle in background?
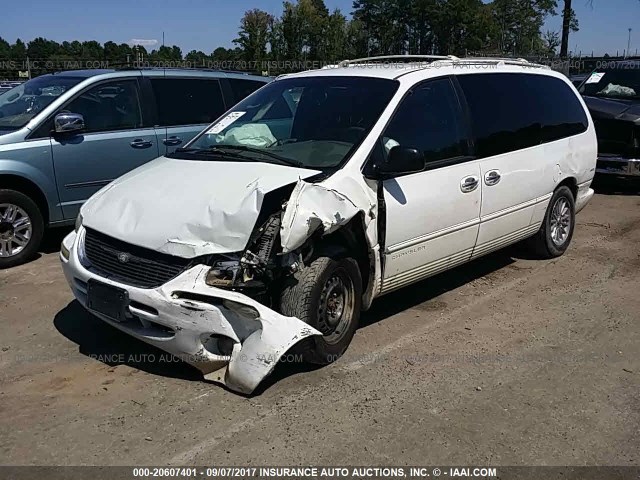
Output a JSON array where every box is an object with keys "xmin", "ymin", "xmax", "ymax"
[
  {"xmin": 579, "ymin": 61, "xmax": 640, "ymax": 177},
  {"xmin": 0, "ymin": 69, "xmax": 269, "ymax": 268},
  {"xmin": 570, "ymin": 74, "xmax": 588, "ymax": 88}
]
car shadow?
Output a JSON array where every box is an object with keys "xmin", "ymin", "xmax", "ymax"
[
  {"xmin": 359, "ymin": 248, "xmax": 517, "ymax": 327},
  {"xmin": 54, "ymin": 247, "xmax": 522, "ymax": 395},
  {"xmin": 592, "ymin": 175, "xmax": 640, "ymax": 196},
  {"xmin": 259, "ymin": 248, "xmax": 520, "ymax": 395},
  {"xmin": 53, "ymin": 301, "xmax": 202, "ymax": 381},
  {"xmin": 41, "ymin": 226, "xmax": 73, "ymax": 254}
]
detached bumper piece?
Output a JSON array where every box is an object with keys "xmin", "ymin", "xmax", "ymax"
[
  {"xmin": 60, "ymin": 229, "xmax": 321, "ymax": 394},
  {"xmin": 596, "ymin": 155, "xmax": 640, "ymax": 176}
]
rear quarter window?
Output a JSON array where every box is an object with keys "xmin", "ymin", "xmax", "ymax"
[
  {"xmin": 228, "ymin": 78, "xmax": 267, "ymax": 104},
  {"xmin": 457, "ymin": 72, "xmax": 588, "ymax": 159},
  {"xmin": 151, "ymin": 78, "xmax": 225, "ymax": 127}
]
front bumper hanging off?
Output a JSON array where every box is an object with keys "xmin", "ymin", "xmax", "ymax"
[{"xmin": 60, "ymin": 228, "xmax": 321, "ymax": 394}]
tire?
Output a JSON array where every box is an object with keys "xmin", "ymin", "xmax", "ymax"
[
  {"xmin": 0, "ymin": 189, "xmax": 44, "ymax": 269},
  {"xmin": 279, "ymin": 253, "xmax": 362, "ymax": 364},
  {"xmin": 527, "ymin": 185, "xmax": 575, "ymax": 259}
]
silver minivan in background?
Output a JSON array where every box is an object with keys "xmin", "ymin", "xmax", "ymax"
[{"xmin": 0, "ymin": 69, "xmax": 269, "ymax": 268}]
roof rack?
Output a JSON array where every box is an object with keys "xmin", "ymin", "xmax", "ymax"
[
  {"xmin": 462, "ymin": 57, "xmax": 548, "ymax": 69},
  {"xmin": 337, "ymin": 55, "xmax": 459, "ymax": 67},
  {"xmin": 116, "ymin": 65, "xmax": 258, "ymax": 75},
  {"xmin": 336, "ymin": 55, "xmax": 547, "ymax": 69}
]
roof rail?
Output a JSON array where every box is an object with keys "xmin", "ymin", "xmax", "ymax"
[
  {"xmin": 336, "ymin": 55, "xmax": 548, "ymax": 70},
  {"xmin": 115, "ymin": 65, "xmax": 260, "ymax": 75},
  {"xmin": 338, "ymin": 55, "xmax": 459, "ymax": 67},
  {"xmin": 459, "ymin": 57, "xmax": 548, "ymax": 69}
]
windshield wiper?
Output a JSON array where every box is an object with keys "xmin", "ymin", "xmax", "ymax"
[
  {"xmin": 209, "ymin": 145, "xmax": 304, "ymax": 168},
  {"xmin": 173, "ymin": 147, "xmax": 254, "ymax": 160}
]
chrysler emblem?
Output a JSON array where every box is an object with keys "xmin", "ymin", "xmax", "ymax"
[{"xmin": 117, "ymin": 252, "xmax": 131, "ymax": 263}]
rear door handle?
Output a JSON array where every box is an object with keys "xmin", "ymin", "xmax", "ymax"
[
  {"xmin": 163, "ymin": 136, "xmax": 182, "ymax": 147},
  {"xmin": 484, "ymin": 170, "xmax": 501, "ymax": 186},
  {"xmin": 130, "ymin": 139, "xmax": 153, "ymax": 149},
  {"xmin": 460, "ymin": 175, "xmax": 479, "ymax": 193}
]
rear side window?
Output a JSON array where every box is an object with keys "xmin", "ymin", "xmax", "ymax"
[
  {"xmin": 151, "ymin": 78, "xmax": 225, "ymax": 127},
  {"xmin": 228, "ymin": 78, "xmax": 267, "ymax": 104},
  {"xmin": 458, "ymin": 73, "xmax": 588, "ymax": 158}
]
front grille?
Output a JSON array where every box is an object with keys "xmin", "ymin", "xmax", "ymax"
[{"xmin": 81, "ymin": 228, "xmax": 191, "ymax": 288}]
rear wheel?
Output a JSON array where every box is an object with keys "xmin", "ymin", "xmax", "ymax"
[
  {"xmin": 527, "ymin": 185, "xmax": 575, "ymax": 259},
  {"xmin": 0, "ymin": 189, "xmax": 44, "ymax": 269},
  {"xmin": 279, "ymin": 253, "xmax": 362, "ymax": 364}
]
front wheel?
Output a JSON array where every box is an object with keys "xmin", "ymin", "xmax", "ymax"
[
  {"xmin": 0, "ymin": 190, "xmax": 44, "ymax": 269},
  {"xmin": 527, "ymin": 185, "xmax": 575, "ymax": 259},
  {"xmin": 279, "ymin": 254, "xmax": 362, "ymax": 364}
]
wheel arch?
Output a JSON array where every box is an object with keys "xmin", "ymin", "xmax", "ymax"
[
  {"xmin": 558, "ymin": 177, "xmax": 578, "ymax": 199},
  {"xmin": 316, "ymin": 212, "xmax": 373, "ymax": 307},
  {"xmin": 0, "ymin": 174, "xmax": 50, "ymax": 226}
]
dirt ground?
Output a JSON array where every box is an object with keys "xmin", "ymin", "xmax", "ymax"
[{"xmin": 0, "ymin": 178, "xmax": 638, "ymax": 466}]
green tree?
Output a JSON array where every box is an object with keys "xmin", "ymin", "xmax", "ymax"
[
  {"xmin": 80, "ymin": 40, "xmax": 103, "ymax": 59},
  {"xmin": 325, "ymin": 9, "xmax": 349, "ymax": 61},
  {"xmin": 492, "ymin": 0, "xmax": 557, "ymax": 55},
  {"xmin": 185, "ymin": 49, "xmax": 209, "ymax": 66},
  {"xmin": 234, "ymin": 9, "xmax": 273, "ymax": 62},
  {"xmin": 61, "ymin": 41, "xmax": 83, "ymax": 57},
  {"xmin": 0, "ymin": 37, "xmax": 11, "ymax": 58},
  {"xmin": 353, "ymin": 0, "xmax": 409, "ymax": 55},
  {"xmin": 10, "ymin": 39, "xmax": 27, "ymax": 61},
  {"xmin": 27, "ymin": 37, "xmax": 61, "ymax": 59},
  {"xmin": 281, "ymin": 1, "xmax": 305, "ymax": 58},
  {"xmin": 543, "ymin": 29, "xmax": 561, "ymax": 55}
]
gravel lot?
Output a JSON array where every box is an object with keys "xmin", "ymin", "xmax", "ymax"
[{"xmin": 1, "ymin": 179, "xmax": 638, "ymax": 466}]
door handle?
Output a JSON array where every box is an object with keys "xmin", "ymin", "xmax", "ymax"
[
  {"xmin": 163, "ymin": 136, "xmax": 182, "ymax": 147},
  {"xmin": 460, "ymin": 175, "xmax": 479, "ymax": 193},
  {"xmin": 484, "ymin": 170, "xmax": 501, "ymax": 186},
  {"xmin": 130, "ymin": 139, "xmax": 153, "ymax": 149}
]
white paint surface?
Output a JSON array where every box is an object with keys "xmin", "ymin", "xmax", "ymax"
[{"xmin": 81, "ymin": 156, "xmax": 319, "ymax": 258}]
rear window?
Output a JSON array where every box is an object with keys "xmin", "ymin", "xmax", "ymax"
[
  {"xmin": 228, "ymin": 78, "xmax": 267, "ymax": 104},
  {"xmin": 151, "ymin": 78, "xmax": 225, "ymax": 127},
  {"xmin": 458, "ymin": 73, "xmax": 589, "ymax": 158}
]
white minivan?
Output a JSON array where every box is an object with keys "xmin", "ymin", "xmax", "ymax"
[{"xmin": 61, "ymin": 56, "xmax": 597, "ymax": 393}]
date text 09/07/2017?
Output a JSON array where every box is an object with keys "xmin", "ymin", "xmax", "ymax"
[{"xmin": 130, "ymin": 466, "xmax": 499, "ymax": 478}]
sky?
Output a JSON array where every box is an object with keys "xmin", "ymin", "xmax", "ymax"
[{"xmin": 1, "ymin": 0, "xmax": 639, "ymax": 57}]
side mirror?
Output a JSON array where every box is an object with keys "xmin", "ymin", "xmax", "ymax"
[
  {"xmin": 375, "ymin": 146, "xmax": 425, "ymax": 178},
  {"xmin": 54, "ymin": 112, "xmax": 85, "ymax": 134}
]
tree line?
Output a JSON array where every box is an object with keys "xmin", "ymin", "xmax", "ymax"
[
  {"xmin": 233, "ymin": 0, "xmax": 579, "ymax": 64},
  {"xmin": 0, "ymin": 0, "xmax": 630, "ymax": 78}
]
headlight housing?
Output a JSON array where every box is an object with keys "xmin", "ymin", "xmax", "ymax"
[{"xmin": 74, "ymin": 213, "xmax": 83, "ymax": 232}]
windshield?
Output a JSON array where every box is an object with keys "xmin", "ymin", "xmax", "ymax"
[
  {"xmin": 579, "ymin": 67, "xmax": 640, "ymax": 100},
  {"xmin": 0, "ymin": 76, "xmax": 83, "ymax": 131},
  {"xmin": 175, "ymin": 76, "xmax": 399, "ymax": 169}
]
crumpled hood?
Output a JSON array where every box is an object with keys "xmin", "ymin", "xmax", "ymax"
[
  {"xmin": 81, "ymin": 156, "xmax": 320, "ymax": 258},
  {"xmin": 584, "ymin": 96, "xmax": 640, "ymax": 124}
]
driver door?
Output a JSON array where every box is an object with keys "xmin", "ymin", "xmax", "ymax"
[
  {"xmin": 378, "ymin": 77, "xmax": 482, "ymax": 294},
  {"xmin": 50, "ymin": 78, "xmax": 160, "ymax": 219}
]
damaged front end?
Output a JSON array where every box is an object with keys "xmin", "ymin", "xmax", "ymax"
[
  {"xmin": 61, "ymin": 170, "xmax": 377, "ymax": 394},
  {"xmin": 61, "ymin": 228, "xmax": 322, "ymax": 394}
]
